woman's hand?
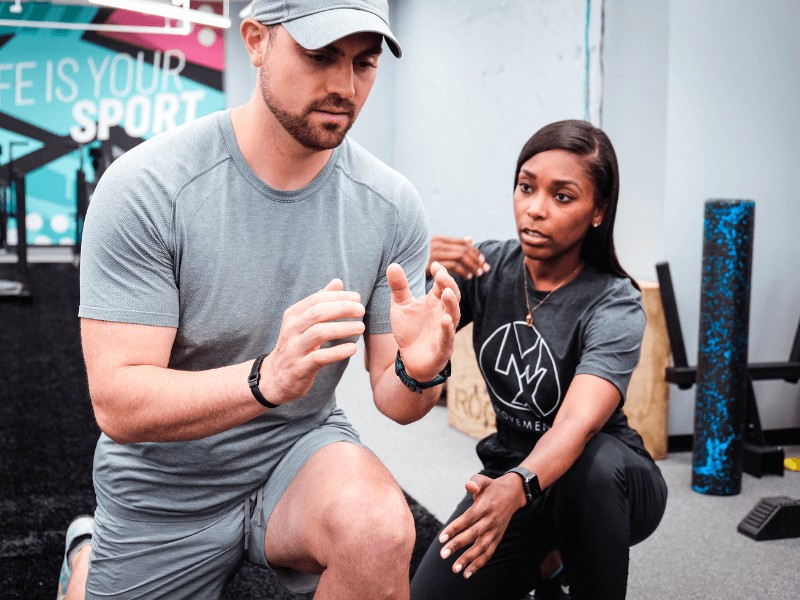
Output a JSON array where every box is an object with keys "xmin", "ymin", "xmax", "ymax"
[
  {"xmin": 437, "ymin": 473, "xmax": 528, "ymax": 579},
  {"xmin": 427, "ymin": 235, "xmax": 490, "ymax": 279}
]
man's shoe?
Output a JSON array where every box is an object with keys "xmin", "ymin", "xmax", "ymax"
[{"xmin": 56, "ymin": 515, "xmax": 94, "ymax": 600}]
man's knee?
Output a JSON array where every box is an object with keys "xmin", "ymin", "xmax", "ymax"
[{"xmin": 325, "ymin": 479, "xmax": 415, "ymax": 563}]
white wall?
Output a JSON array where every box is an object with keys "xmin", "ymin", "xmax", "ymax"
[
  {"xmin": 224, "ymin": 1, "xmax": 800, "ymax": 435},
  {"xmin": 659, "ymin": 0, "xmax": 800, "ymax": 433},
  {"xmin": 602, "ymin": 0, "xmax": 669, "ymax": 284},
  {"xmin": 391, "ymin": 0, "xmax": 597, "ymax": 241}
]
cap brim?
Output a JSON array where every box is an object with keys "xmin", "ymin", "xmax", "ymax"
[{"xmin": 282, "ymin": 8, "xmax": 402, "ymax": 58}]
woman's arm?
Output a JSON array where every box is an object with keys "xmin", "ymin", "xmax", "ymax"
[{"xmin": 436, "ymin": 373, "xmax": 621, "ymax": 579}]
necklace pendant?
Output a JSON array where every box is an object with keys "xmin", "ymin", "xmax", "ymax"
[{"xmin": 525, "ymin": 313, "xmax": 533, "ymax": 327}]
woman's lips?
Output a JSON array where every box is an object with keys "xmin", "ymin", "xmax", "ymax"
[{"xmin": 520, "ymin": 228, "xmax": 549, "ymax": 245}]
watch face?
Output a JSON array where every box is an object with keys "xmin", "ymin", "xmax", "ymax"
[{"xmin": 508, "ymin": 467, "xmax": 540, "ymax": 504}]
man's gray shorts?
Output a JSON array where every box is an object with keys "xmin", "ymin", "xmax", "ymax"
[{"xmin": 85, "ymin": 410, "xmax": 363, "ymax": 599}]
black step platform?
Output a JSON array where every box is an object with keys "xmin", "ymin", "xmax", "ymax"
[{"xmin": 737, "ymin": 496, "xmax": 800, "ymax": 541}]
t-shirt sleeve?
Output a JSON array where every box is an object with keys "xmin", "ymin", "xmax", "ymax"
[
  {"xmin": 574, "ymin": 282, "xmax": 646, "ymax": 402},
  {"xmin": 78, "ymin": 159, "xmax": 180, "ymax": 327},
  {"xmin": 365, "ymin": 182, "xmax": 430, "ymax": 333}
]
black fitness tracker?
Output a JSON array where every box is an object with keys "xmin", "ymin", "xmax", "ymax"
[
  {"xmin": 248, "ymin": 353, "xmax": 280, "ymax": 409},
  {"xmin": 394, "ymin": 351, "xmax": 451, "ymax": 393}
]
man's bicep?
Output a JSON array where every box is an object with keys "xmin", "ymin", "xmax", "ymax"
[
  {"xmin": 363, "ymin": 333, "xmax": 398, "ymax": 390},
  {"xmin": 81, "ymin": 318, "xmax": 176, "ymax": 378}
]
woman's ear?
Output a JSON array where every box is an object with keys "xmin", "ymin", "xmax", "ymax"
[
  {"xmin": 241, "ymin": 19, "xmax": 268, "ymax": 68},
  {"xmin": 592, "ymin": 203, "xmax": 606, "ymax": 227}
]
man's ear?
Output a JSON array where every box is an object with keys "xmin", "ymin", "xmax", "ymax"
[{"xmin": 241, "ymin": 19, "xmax": 269, "ymax": 68}]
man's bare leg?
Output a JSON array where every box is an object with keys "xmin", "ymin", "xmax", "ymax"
[
  {"xmin": 265, "ymin": 441, "xmax": 416, "ymax": 599},
  {"xmin": 65, "ymin": 545, "xmax": 90, "ymax": 600}
]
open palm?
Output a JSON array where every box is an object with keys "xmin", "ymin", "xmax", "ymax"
[{"xmin": 386, "ymin": 262, "xmax": 460, "ymax": 381}]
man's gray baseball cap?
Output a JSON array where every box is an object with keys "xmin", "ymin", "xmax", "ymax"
[{"xmin": 247, "ymin": 0, "xmax": 402, "ymax": 58}]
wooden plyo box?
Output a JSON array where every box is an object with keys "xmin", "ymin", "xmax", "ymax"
[{"xmin": 447, "ymin": 281, "xmax": 670, "ymax": 460}]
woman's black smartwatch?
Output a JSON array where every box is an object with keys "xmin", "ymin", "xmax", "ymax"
[{"xmin": 505, "ymin": 466, "xmax": 542, "ymax": 505}]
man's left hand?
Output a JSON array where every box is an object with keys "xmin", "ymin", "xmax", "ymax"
[{"xmin": 386, "ymin": 261, "xmax": 460, "ymax": 382}]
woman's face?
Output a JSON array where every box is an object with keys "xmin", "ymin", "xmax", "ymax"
[{"xmin": 513, "ymin": 149, "xmax": 603, "ymax": 265}]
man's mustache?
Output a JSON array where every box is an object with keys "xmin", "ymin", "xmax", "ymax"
[{"xmin": 307, "ymin": 96, "xmax": 356, "ymax": 117}]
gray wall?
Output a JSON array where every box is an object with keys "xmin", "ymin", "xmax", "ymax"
[
  {"xmin": 224, "ymin": 1, "xmax": 800, "ymax": 435},
  {"xmin": 603, "ymin": 0, "xmax": 800, "ymax": 434}
]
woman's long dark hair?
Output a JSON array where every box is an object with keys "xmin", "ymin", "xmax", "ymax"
[{"xmin": 514, "ymin": 119, "xmax": 637, "ymax": 288}]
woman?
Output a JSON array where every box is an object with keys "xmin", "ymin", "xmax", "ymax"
[{"xmin": 411, "ymin": 120, "xmax": 667, "ymax": 600}]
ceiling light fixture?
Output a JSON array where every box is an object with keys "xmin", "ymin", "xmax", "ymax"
[{"xmin": 88, "ymin": 0, "xmax": 231, "ymax": 29}]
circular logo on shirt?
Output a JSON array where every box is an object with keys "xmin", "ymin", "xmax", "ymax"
[{"xmin": 478, "ymin": 321, "xmax": 562, "ymax": 419}]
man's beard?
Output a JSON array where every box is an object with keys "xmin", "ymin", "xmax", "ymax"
[{"xmin": 260, "ymin": 69, "xmax": 357, "ymax": 151}]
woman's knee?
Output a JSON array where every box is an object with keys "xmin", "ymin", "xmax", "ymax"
[{"xmin": 554, "ymin": 434, "xmax": 627, "ymax": 504}]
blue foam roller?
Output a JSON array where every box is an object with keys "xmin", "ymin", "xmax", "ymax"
[{"xmin": 692, "ymin": 199, "xmax": 754, "ymax": 496}]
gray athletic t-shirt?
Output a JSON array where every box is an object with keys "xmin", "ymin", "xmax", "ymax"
[{"xmin": 79, "ymin": 110, "xmax": 429, "ymax": 518}]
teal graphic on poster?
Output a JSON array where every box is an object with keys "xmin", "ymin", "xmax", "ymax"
[{"xmin": 0, "ymin": 2, "xmax": 225, "ymax": 246}]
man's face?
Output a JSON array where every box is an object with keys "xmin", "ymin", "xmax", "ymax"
[{"xmin": 259, "ymin": 26, "xmax": 383, "ymax": 150}]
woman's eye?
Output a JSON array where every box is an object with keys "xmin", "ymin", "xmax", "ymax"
[
  {"xmin": 518, "ymin": 183, "xmax": 532, "ymax": 193},
  {"xmin": 555, "ymin": 192, "xmax": 573, "ymax": 203}
]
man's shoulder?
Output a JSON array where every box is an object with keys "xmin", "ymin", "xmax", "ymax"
[
  {"xmin": 97, "ymin": 111, "xmax": 230, "ymax": 194},
  {"xmin": 110, "ymin": 111, "xmax": 227, "ymax": 174},
  {"xmin": 335, "ymin": 137, "xmax": 417, "ymax": 203}
]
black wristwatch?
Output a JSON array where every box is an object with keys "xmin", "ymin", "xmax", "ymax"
[
  {"xmin": 394, "ymin": 351, "xmax": 451, "ymax": 393},
  {"xmin": 505, "ymin": 466, "xmax": 542, "ymax": 505}
]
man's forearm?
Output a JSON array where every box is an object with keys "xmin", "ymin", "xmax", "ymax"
[
  {"xmin": 89, "ymin": 360, "xmax": 267, "ymax": 444},
  {"xmin": 371, "ymin": 362, "xmax": 443, "ymax": 425}
]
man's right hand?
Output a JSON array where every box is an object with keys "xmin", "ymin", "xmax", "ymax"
[
  {"xmin": 428, "ymin": 235, "xmax": 490, "ymax": 280},
  {"xmin": 261, "ymin": 279, "xmax": 366, "ymax": 406}
]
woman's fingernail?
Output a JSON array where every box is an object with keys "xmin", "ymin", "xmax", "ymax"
[
  {"xmin": 454, "ymin": 563, "xmax": 462, "ymax": 573},
  {"xmin": 477, "ymin": 268, "xmax": 483, "ymax": 276},
  {"xmin": 465, "ymin": 571, "xmax": 473, "ymax": 579},
  {"xmin": 439, "ymin": 533, "xmax": 449, "ymax": 544},
  {"xmin": 440, "ymin": 548, "xmax": 451, "ymax": 559}
]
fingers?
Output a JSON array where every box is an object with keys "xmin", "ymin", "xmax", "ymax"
[
  {"xmin": 429, "ymin": 236, "xmax": 489, "ymax": 279},
  {"xmin": 281, "ymin": 280, "xmax": 365, "ymax": 362},
  {"xmin": 289, "ymin": 279, "xmax": 361, "ymax": 317},
  {"xmin": 465, "ymin": 474, "xmax": 492, "ymax": 496},
  {"xmin": 437, "ymin": 509, "xmax": 501, "ymax": 580},
  {"xmin": 441, "ymin": 286, "xmax": 460, "ymax": 330},
  {"xmin": 323, "ymin": 278, "xmax": 344, "ymax": 292},
  {"xmin": 431, "ymin": 263, "xmax": 462, "ymax": 304},
  {"xmin": 435, "ymin": 474, "xmax": 516, "ymax": 579},
  {"xmin": 387, "ymin": 263, "xmax": 414, "ymax": 305}
]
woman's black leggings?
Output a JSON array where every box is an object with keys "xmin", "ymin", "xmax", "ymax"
[{"xmin": 410, "ymin": 433, "xmax": 668, "ymax": 600}]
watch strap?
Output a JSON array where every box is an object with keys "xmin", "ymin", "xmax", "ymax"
[
  {"xmin": 248, "ymin": 353, "xmax": 280, "ymax": 409},
  {"xmin": 394, "ymin": 351, "xmax": 451, "ymax": 393}
]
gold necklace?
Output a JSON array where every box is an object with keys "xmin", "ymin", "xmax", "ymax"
[{"xmin": 523, "ymin": 259, "xmax": 584, "ymax": 327}]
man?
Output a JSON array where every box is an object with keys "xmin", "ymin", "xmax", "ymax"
[{"xmin": 58, "ymin": 1, "xmax": 460, "ymax": 598}]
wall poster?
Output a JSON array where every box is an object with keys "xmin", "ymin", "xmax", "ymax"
[{"xmin": 0, "ymin": 2, "xmax": 225, "ymax": 246}]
